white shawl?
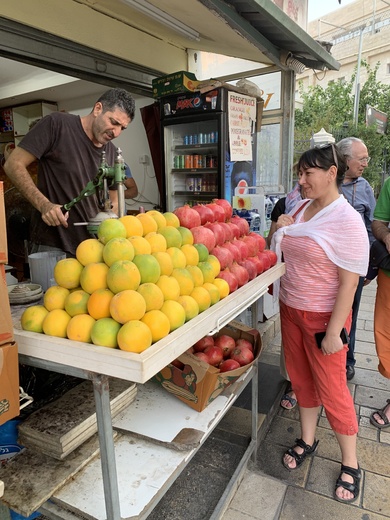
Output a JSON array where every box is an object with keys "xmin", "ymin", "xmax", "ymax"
[{"xmin": 271, "ymin": 195, "xmax": 369, "ymax": 295}]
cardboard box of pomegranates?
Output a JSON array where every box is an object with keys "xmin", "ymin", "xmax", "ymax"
[{"xmin": 154, "ymin": 320, "xmax": 261, "ymax": 412}]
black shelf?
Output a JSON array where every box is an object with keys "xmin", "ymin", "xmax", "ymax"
[
  {"xmin": 173, "ymin": 191, "xmax": 217, "ymax": 196},
  {"xmin": 174, "ymin": 143, "xmax": 218, "ymax": 151},
  {"xmin": 171, "ymin": 168, "xmax": 218, "ymax": 174}
]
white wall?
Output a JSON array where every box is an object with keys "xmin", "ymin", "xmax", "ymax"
[{"xmin": 58, "ymin": 91, "xmax": 160, "ymax": 213}]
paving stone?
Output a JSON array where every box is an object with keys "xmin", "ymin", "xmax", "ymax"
[
  {"xmin": 358, "ymin": 424, "xmax": 379, "ymax": 442},
  {"xmin": 259, "ymin": 351, "xmax": 280, "ymax": 368},
  {"xmin": 354, "ymin": 370, "xmax": 390, "ymax": 393},
  {"xmin": 356, "ymin": 384, "xmax": 390, "ymax": 407},
  {"xmin": 363, "ymin": 471, "xmax": 390, "ymax": 516},
  {"xmin": 279, "ymin": 485, "xmax": 388, "ymax": 520},
  {"xmin": 355, "ymin": 340, "xmax": 377, "ymax": 355},
  {"xmin": 354, "ymin": 353, "xmax": 380, "ymax": 371},
  {"xmin": 226, "ymin": 470, "xmax": 286, "ymax": 519},
  {"xmin": 355, "ymin": 328, "xmax": 375, "ymax": 342}
]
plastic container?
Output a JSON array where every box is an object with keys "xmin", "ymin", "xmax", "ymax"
[{"xmin": 28, "ymin": 251, "xmax": 66, "ymax": 292}]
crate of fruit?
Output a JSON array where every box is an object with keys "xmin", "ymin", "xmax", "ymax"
[{"xmin": 154, "ymin": 320, "xmax": 261, "ymax": 411}]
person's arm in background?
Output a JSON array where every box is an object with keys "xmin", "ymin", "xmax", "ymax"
[
  {"xmin": 267, "ymin": 197, "xmax": 286, "ymax": 247},
  {"xmin": 123, "ymin": 163, "xmax": 138, "ymax": 199}
]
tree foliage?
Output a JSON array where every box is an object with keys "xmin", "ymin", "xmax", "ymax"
[{"xmin": 294, "ymin": 62, "xmax": 390, "ymax": 194}]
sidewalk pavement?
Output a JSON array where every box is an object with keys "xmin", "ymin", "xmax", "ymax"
[{"xmin": 222, "ymin": 279, "xmax": 390, "ymax": 520}]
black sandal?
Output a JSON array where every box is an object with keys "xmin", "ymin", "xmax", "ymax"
[
  {"xmin": 370, "ymin": 399, "xmax": 390, "ymax": 429},
  {"xmin": 282, "ymin": 438, "xmax": 319, "ymax": 470},
  {"xmin": 334, "ymin": 464, "xmax": 361, "ymax": 503}
]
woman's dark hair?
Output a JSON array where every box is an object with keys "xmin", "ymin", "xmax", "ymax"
[
  {"xmin": 97, "ymin": 88, "xmax": 136, "ymax": 120},
  {"xmin": 298, "ymin": 144, "xmax": 347, "ymax": 187}
]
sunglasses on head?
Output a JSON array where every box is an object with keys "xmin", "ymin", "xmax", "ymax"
[{"xmin": 315, "ymin": 142, "xmax": 339, "ymax": 169}]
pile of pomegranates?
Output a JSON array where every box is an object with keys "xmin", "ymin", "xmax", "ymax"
[
  {"xmin": 188, "ymin": 333, "xmax": 256, "ymax": 372},
  {"xmin": 173, "ymin": 199, "xmax": 277, "ymax": 293}
]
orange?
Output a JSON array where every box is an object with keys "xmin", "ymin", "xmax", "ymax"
[
  {"xmin": 166, "ymin": 247, "xmax": 187, "ymax": 269},
  {"xmin": 203, "ymin": 282, "xmax": 221, "ymax": 305},
  {"xmin": 177, "ymin": 295, "xmax": 199, "ymax": 322},
  {"xmin": 137, "ymin": 283, "xmax": 164, "ymax": 311},
  {"xmin": 67, "ymin": 314, "xmax": 96, "ymax": 343},
  {"xmin": 80, "ymin": 262, "xmax": 109, "ymax": 294},
  {"xmin": 141, "ymin": 310, "xmax": 171, "ymax": 343},
  {"xmin": 43, "ymin": 285, "xmax": 70, "ymax": 311},
  {"xmin": 109, "ymin": 289, "xmax": 146, "ymax": 324},
  {"xmin": 21, "ymin": 305, "xmax": 49, "ymax": 333},
  {"xmin": 152, "ymin": 252, "xmax": 174, "ymax": 276},
  {"xmin": 91, "ymin": 317, "xmax": 121, "ymax": 348},
  {"xmin": 177, "ymin": 226, "xmax": 194, "ymax": 245},
  {"xmin": 132, "ymin": 254, "xmax": 161, "ymax": 284},
  {"xmin": 158, "ymin": 227, "xmax": 182, "ymax": 248},
  {"xmin": 136, "ymin": 213, "xmax": 158, "ymax": 236},
  {"xmin": 193, "ymin": 243, "xmax": 209, "ymax": 262},
  {"xmin": 146, "ymin": 210, "xmax": 167, "ymax": 230},
  {"xmin": 190, "ymin": 286, "xmax": 211, "ymax": 313},
  {"xmin": 198, "ymin": 261, "xmax": 215, "ymax": 283},
  {"xmin": 171, "ymin": 268, "xmax": 194, "ymax": 296},
  {"xmin": 117, "ymin": 320, "xmax": 153, "ymax": 353},
  {"xmin": 213, "ymin": 277, "xmax": 230, "ymax": 299},
  {"xmin": 128, "ymin": 235, "xmax": 152, "ymax": 255},
  {"xmin": 42, "ymin": 309, "xmax": 72, "ymax": 338},
  {"xmin": 186, "ymin": 265, "xmax": 204, "ymax": 287},
  {"xmin": 76, "ymin": 238, "xmax": 104, "ymax": 266},
  {"xmin": 163, "ymin": 212, "xmax": 180, "ymax": 228},
  {"xmin": 107, "ymin": 260, "xmax": 141, "ymax": 294},
  {"xmin": 54, "ymin": 258, "xmax": 83, "ymax": 289},
  {"xmin": 97, "ymin": 218, "xmax": 127, "ymax": 244},
  {"xmin": 161, "ymin": 300, "xmax": 186, "ymax": 331},
  {"xmin": 103, "ymin": 237, "xmax": 135, "ymax": 266},
  {"xmin": 207, "ymin": 254, "xmax": 221, "ymax": 278},
  {"xmin": 118, "ymin": 215, "xmax": 143, "ymax": 237},
  {"xmin": 64, "ymin": 289, "xmax": 90, "ymax": 316},
  {"xmin": 144, "ymin": 232, "xmax": 167, "ymax": 253},
  {"xmin": 181, "ymin": 244, "xmax": 199, "ymax": 266},
  {"xmin": 87, "ymin": 288, "xmax": 114, "ymax": 320},
  {"xmin": 156, "ymin": 275, "xmax": 181, "ymax": 301}
]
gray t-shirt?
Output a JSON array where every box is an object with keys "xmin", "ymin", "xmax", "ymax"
[{"xmin": 19, "ymin": 112, "xmax": 116, "ymax": 256}]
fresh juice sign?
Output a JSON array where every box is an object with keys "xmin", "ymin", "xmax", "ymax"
[{"xmin": 228, "ymin": 92, "xmax": 256, "ymax": 161}]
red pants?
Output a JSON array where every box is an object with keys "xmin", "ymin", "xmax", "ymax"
[
  {"xmin": 280, "ymin": 301, "xmax": 357, "ymax": 435},
  {"xmin": 374, "ymin": 270, "xmax": 390, "ymax": 379}
]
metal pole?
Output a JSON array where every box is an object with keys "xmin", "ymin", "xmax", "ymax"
[{"xmin": 353, "ymin": 27, "xmax": 364, "ymax": 127}]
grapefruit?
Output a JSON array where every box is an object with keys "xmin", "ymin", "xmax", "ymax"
[
  {"xmin": 67, "ymin": 314, "xmax": 96, "ymax": 343},
  {"xmin": 21, "ymin": 305, "xmax": 49, "ymax": 333},
  {"xmin": 76, "ymin": 238, "xmax": 104, "ymax": 266},
  {"xmin": 91, "ymin": 317, "xmax": 121, "ymax": 348},
  {"xmin": 97, "ymin": 218, "xmax": 126, "ymax": 244},
  {"xmin": 109, "ymin": 289, "xmax": 146, "ymax": 323},
  {"xmin": 107, "ymin": 260, "xmax": 141, "ymax": 293},
  {"xmin": 117, "ymin": 320, "xmax": 153, "ymax": 352}
]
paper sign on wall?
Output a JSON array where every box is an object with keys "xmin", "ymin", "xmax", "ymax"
[{"xmin": 228, "ymin": 92, "xmax": 256, "ymax": 162}]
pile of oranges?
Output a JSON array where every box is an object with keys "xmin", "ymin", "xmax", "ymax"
[{"xmin": 21, "ymin": 210, "xmax": 230, "ymax": 353}]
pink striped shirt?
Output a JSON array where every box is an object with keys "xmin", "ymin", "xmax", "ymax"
[{"xmin": 279, "ymin": 235, "xmax": 339, "ymax": 312}]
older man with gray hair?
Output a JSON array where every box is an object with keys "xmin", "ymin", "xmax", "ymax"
[{"xmin": 337, "ymin": 137, "xmax": 376, "ymax": 380}]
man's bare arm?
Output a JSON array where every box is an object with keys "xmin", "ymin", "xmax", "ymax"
[
  {"xmin": 372, "ymin": 219, "xmax": 390, "ymax": 252},
  {"xmin": 4, "ymin": 146, "xmax": 68, "ymax": 227}
]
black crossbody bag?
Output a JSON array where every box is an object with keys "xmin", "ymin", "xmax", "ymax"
[{"xmin": 370, "ymin": 240, "xmax": 390, "ymax": 270}]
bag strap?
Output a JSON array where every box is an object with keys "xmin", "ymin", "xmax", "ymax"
[{"xmin": 291, "ymin": 199, "xmax": 310, "ymax": 220}]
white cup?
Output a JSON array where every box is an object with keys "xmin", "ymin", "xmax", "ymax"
[{"xmin": 28, "ymin": 251, "xmax": 66, "ymax": 292}]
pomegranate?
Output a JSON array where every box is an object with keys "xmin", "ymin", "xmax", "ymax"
[
  {"xmin": 235, "ymin": 338, "xmax": 254, "ymax": 352},
  {"xmin": 234, "ymin": 239, "xmax": 249, "ymax": 261},
  {"xmin": 242, "ymin": 235, "xmax": 259, "ymax": 256},
  {"xmin": 264, "ymin": 249, "xmax": 277, "ymax": 267},
  {"xmin": 206, "ymin": 202, "xmax": 225, "ymax": 223},
  {"xmin": 218, "ymin": 269, "xmax": 239, "ymax": 293},
  {"xmin": 214, "ymin": 335, "xmax": 236, "ymax": 358},
  {"xmin": 258, "ymin": 251, "xmax": 271, "ymax": 271},
  {"xmin": 171, "ymin": 358, "xmax": 184, "ymax": 370},
  {"xmin": 194, "ymin": 352, "xmax": 209, "ymax": 363},
  {"xmin": 248, "ymin": 232, "xmax": 266, "ymax": 253},
  {"xmin": 251, "ymin": 255, "xmax": 265, "ymax": 275},
  {"xmin": 219, "ymin": 222, "xmax": 234, "ymax": 242},
  {"xmin": 219, "ymin": 359, "xmax": 241, "ymax": 372},
  {"xmin": 191, "ymin": 226, "xmax": 216, "ymax": 253},
  {"xmin": 230, "ymin": 215, "xmax": 250, "ymax": 236},
  {"xmin": 204, "ymin": 222, "xmax": 225, "ymax": 246},
  {"xmin": 204, "ymin": 345, "xmax": 224, "ymax": 366},
  {"xmin": 222, "ymin": 242, "xmax": 242, "ymax": 263},
  {"xmin": 227, "ymin": 222, "xmax": 241, "ymax": 240},
  {"xmin": 211, "ymin": 246, "xmax": 234, "ymax": 270},
  {"xmin": 230, "ymin": 346, "xmax": 254, "ymax": 366},
  {"xmin": 193, "ymin": 336, "xmax": 214, "ymax": 352},
  {"xmin": 213, "ymin": 199, "xmax": 233, "ymax": 220},
  {"xmin": 192, "ymin": 204, "xmax": 215, "ymax": 225},
  {"xmin": 173, "ymin": 205, "xmax": 201, "ymax": 229},
  {"xmin": 229, "ymin": 262, "xmax": 249, "ymax": 287},
  {"xmin": 239, "ymin": 258, "xmax": 257, "ymax": 281}
]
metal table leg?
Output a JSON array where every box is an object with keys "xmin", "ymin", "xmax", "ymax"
[{"xmin": 92, "ymin": 374, "xmax": 121, "ymax": 520}]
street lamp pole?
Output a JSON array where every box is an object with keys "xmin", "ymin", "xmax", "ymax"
[{"xmin": 353, "ymin": 26, "xmax": 365, "ymax": 127}]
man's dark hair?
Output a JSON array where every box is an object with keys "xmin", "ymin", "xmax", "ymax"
[{"xmin": 97, "ymin": 88, "xmax": 135, "ymax": 121}]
